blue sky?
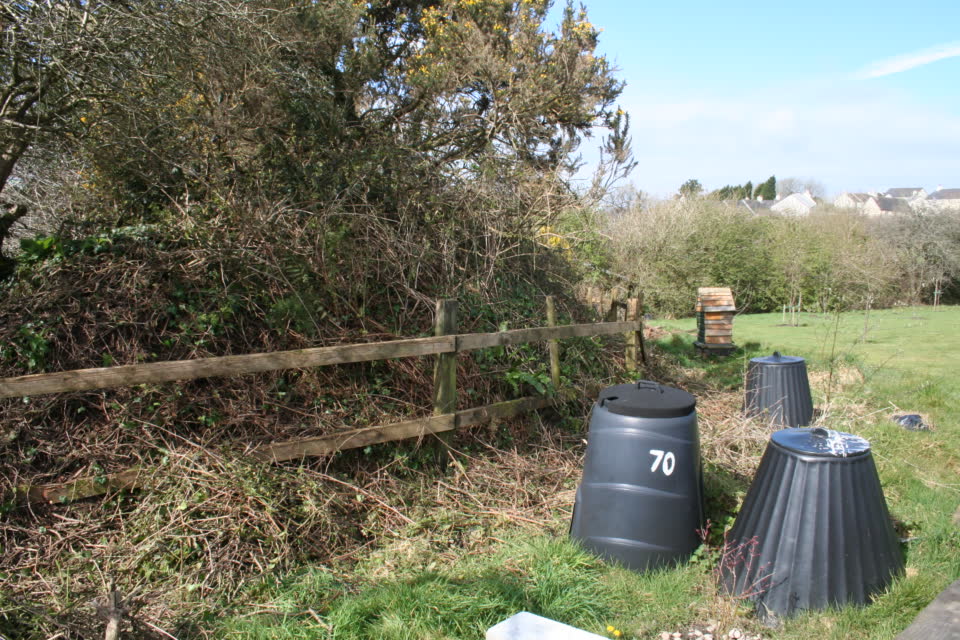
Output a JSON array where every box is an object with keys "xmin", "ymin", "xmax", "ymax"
[{"xmin": 561, "ymin": 0, "xmax": 960, "ymax": 198}]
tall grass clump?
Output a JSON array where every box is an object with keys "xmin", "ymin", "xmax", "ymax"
[{"xmin": 213, "ymin": 537, "xmax": 616, "ymax": 640}]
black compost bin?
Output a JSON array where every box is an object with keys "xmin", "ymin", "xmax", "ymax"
[
  {"xmin": 570, "ymin": 381, "xmax": 703, "ymax": 571},
  {"xmin": 722, "ymin": 427, "xmax": 903, "ymax": 622},
  {"xmin": 744, "ymin": 352, "xmax": 813, "ymax": 427}
]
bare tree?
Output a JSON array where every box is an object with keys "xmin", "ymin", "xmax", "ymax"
[
  {"xmin": 873, "ymin": 210, "xmax": 960, "ymax": 305},
  {"xmin": 0, "ymin": 1, "xmax": 153, "ymax": 269},
  {"xmin": 777, "ymin": 177, "xmax": 826, "ymax": 199}
]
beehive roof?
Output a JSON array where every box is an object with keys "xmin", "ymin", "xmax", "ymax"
[{"xmin": 697, "ymin": 287, "xmax": 735, "ymax": 312}]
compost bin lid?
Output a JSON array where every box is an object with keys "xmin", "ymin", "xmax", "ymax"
[
  {"xmin": 751, "ymin": 351, "xmax": 805, "ymax": 366},
  {"xmin": 598, "ymin": 381, "xmax": 696, "ymax": 418},
  {"xmin": 771, "ymin": 427, "xmax": 871, "ymax": 458}
]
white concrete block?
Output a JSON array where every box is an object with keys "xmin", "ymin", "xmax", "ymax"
[{"xmin": 486, "ymin": 611, "xmax": 607, "ymax": 640}]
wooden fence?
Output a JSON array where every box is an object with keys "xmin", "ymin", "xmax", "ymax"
[{"xmin": 3, "ymin": 296, "xmax": 646, "ymax": 505}]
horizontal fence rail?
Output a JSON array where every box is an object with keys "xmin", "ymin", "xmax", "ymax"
[
  {"xmin": 13, "ymin": 393, "xmax": 577, "ymax": 506},
  {"xmin": 0, "ymin": 335, "xmax": 455, "ymax": 400},
  {"xmin": 4, "ymin": 295, "xmax": 648, "ymax": 507},
  {"xmin": 0, "ymin": 321, "xmax": 640, "ymax": 400}
]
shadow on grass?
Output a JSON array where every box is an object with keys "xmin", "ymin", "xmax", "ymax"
[
  {"xmin": 701, "ymin": 462, "xmax": 753, "ymax": 545},
  {"xmin": 202, "ymin": 538, "xmax": 616, "ymax": 640},
  {"xmin": 648, "ymin": 333, "xmax": 766, "ymax": 392}
]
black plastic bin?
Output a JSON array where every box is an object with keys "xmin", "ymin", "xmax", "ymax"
[
  {"xmin": 744, "ymin": 352, "xmax": 813, "ymax": 427},
  {"xmin": 570, "ymin": 381, "xmax": 704, "ymax": 571},
  {"xmin": 722, "ymin": 427, "xmax": 904, "ymax": 622}
]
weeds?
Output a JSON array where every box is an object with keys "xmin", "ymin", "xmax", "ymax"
[{"xmin": 2, "ymin": 305, "xmax": 957, "ymax": 638}]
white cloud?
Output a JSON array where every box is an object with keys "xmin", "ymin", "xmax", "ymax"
[{"xmin": 858, "ymin": 42, "xmax": 960, "ymax": 79}]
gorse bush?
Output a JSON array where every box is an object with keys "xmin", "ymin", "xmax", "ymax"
[
  {"xmin": 0, "ymin": 3, "xmax": 635, "ymax": 636},
  {"xmin": 1, "ymin": 0, "xmax": 634, "ymax": 368},
  {"xmin": 3, "ymin": 0, "xmax": 631, "ymax": 306}
]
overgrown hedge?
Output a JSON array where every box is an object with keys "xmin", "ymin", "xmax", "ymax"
[{"xmin": 600, "ymin": 200, "xmax": 960, "ymax": 317}]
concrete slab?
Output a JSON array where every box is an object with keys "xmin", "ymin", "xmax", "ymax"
[
  {"xmin": 486, "ymin": 612, "xmax": 607, "ymax": 640},
  {"xmin": 895, "ymin": 579, "xmax": 960, "ymax": 639}
]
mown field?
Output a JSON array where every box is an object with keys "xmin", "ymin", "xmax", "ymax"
[
  {"xmin": 205, "ymin": 306, "xmax": 960, "ymax": 640},
  {"xmin": 658, "ymin": 305, "xmax": 960, "ymax": 426}
]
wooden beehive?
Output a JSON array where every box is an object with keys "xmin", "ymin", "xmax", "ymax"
[{"xmin": 695, "ymin": 287, "xmax": 735, "ymax": 355}]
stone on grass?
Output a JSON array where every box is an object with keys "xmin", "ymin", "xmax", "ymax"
[{"xmin": 892, "ymin": 414, "xmax": 930, "ymax": 431}]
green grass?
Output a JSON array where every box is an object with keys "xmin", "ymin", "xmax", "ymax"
[
  {"xmin": 657, "ymin": 304, "xmax": 960, "ymax": 377},
  {"xmin": 211, "ymin": 537, "xmax": 654, "ymax": 640},
  {"xmin": 209, "ymin": 535, "xmax": 709, "ymax": 640},
  {"xmin": 658, "ymin": 305, "xmax": 960, "ymax": 429},
  {"xmin": 655, "ymin": 305, "xmax": 960, "ymax": 636},
  {"xmin": 204, "ymin": 306, "xmax": 960, "ymax": 640}
]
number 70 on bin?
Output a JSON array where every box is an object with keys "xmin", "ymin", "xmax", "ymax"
[{"xmin": 649, "ymin": 449, "xmax": 676, "ymax": 476}]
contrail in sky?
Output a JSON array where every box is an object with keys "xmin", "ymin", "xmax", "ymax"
[{"xmin": 859, "ymin": 41, "xmax": 960, "ymax": 78}]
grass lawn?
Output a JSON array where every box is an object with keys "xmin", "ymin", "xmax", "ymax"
[
  {"xmin": 657, "ymin": 305, "xmax": 960, "ymax": 427},
  {"xmin": 206, "ymin": 307, "xmax": 960, "ymax": 640}
]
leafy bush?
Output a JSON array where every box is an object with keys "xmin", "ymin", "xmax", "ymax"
[{"xmin": 604, "ymin": 200, "xmax": 909, "ymax": 316}]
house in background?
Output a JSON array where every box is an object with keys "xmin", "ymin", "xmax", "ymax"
[
  {"xmin": 833, "ymin": 192, "xmax": 872, "ymax": 210},
  {"xmin": 883, "ymin": 187, "xmax": 927, "ymax": 202},
  {"xmin": 863, "ymin": 196, "xmax": 912, "ymax": 216},
  {"xmin": 770, "ymin": 191, "xmax": 817, "ymax": 216},
  {"xmin": 739, "ymin": 198, "xmax": 774, "ymax": 214},
  {"xmin": 924, "ymin": 187, "xmax": 960, "ymax": 211}
]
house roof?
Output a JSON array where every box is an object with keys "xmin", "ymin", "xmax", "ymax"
[
  {"xmin": 771, "ymin": 192, "xmax": 816, "ymax": 212},
  {"xmin": 884, "ymin": 187, "xmax": 923, "ymax": 198},
  {"xmin": 873, "ymin": 197, "xmax": 912, "ymax": 213},
  {"xmin": 928, "ymin": 188, "xmax": 960, "ymax": 200},
  {"xmin": 836, "ymin": 192, "xmax": 871, "ymax": 204},
  {"xmin": 739, "ymin": 198, "xmax": 773, "ymax": 213}
]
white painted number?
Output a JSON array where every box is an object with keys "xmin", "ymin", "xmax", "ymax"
[
  {"xmin": 663, "ymin": 451, "xmax": 676, "ymax": 476},
  {"xmin": 649, "ymin": 449, "xmax": 664, "ymax": 472},
  {"xmin": 649, "ymin": 449, "xmax": 676, "ymax": 476}
]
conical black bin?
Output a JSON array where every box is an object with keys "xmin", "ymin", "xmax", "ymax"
[
  {"xmin": 744, "ymin": 352, "xmax": 813, "ymax": 427},
  {"xmin": 722, "ymin": 428, "xmax": 903, "ymax": 622},
  {"xmin": 571, "ymin": 381, "xmax": 703, "ymax": 572}
]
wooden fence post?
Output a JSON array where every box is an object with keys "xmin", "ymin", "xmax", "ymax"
[
  {"xmin": 626, "ymin": 296, "xmax": 647, "ymax": 371},
  {"xmin": 603, "ymin": 290, "xmax": 619, "ymax": 322},
  {"xmin": 432, "ymin": 299, "xmax": 458, "ymax": 415},
  {"xmin": 545, "ymin": 296, "xmax": 561, "ymax": 390},
  {"xmin": 432, "ymin": 299, "xmax": 458, "ymax": 451},
  {"xmin": 637, "ymin": 294, "xmax": 648, "ymax": 365}
]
